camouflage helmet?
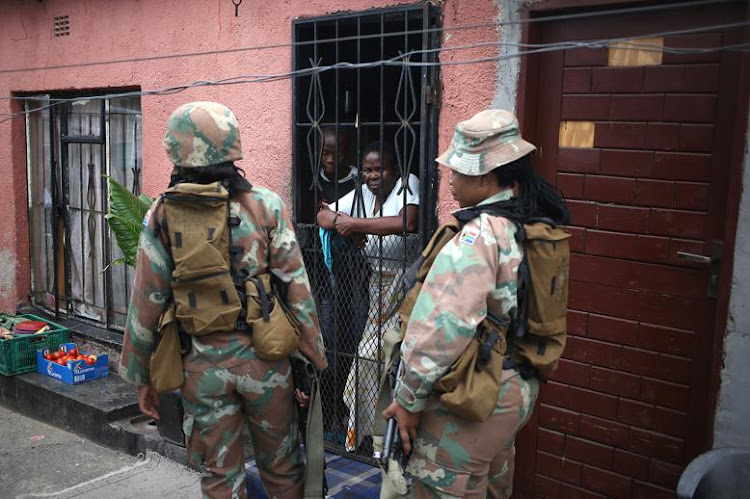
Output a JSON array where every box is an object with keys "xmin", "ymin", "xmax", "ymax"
[
  {"xmin": 162, "ymin": 101, "xmax": 243, "ymax": 167},
  {"xmin": 436, "ymin": 109, "xmax": 536, "ymax": 176}
]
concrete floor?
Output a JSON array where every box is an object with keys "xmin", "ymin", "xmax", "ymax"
[{"xmin": 0, "ymin": 405, "xmax": 202, "ymax": 499}]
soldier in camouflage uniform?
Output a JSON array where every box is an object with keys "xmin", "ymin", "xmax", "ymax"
[
  {"xmin": 119, "ymin": 101, "xmax": 327, "ymax": 499},
  {"xmin": 382, "ymin": 110, "xmax": 565, "ymax": 498}
]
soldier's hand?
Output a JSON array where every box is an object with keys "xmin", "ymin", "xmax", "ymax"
[
  {"xmin": 295, "ymin": 388, "xmax": 310, "ymax": 408},
  {"xmin": 138, "ymin": 384, "xmax": 160, "ymax": 420},
  {"xmin": 382, "ymin": 401, "xmax": 421, "ymax": 455}
]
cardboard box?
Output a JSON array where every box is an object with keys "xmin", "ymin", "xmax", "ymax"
[{"xmin": 37, "ymin": 342, "xmax": 108, "ymax": 384}]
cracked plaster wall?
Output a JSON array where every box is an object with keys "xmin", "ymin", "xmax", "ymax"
[{"xmin": 714, "ymin": 105, "xmax": 750, "ymax": 449}]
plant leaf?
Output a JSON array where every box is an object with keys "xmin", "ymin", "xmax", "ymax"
[
  {"xmin": 104, "ymin": 176, "xmax": 152, "ymax": 267},
  {"xmin": 139, "ymin": 193, "xmax": 155, "ymax": 206}
]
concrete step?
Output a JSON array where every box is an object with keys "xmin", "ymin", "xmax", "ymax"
[{"xmin": 0, "ymin": 369, "xmax": 188, "ymax": 465}]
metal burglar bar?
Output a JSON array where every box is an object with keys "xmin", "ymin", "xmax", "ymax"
[
  {"xmin": 25, "ymin": 95, "xmax": 142, "ymax": 331},
  {"xmin": 292, "ymin": 5, "xmax": 440, "ymax": 461},
  {"xmin": 60, "ymin": 100, "xmax": 107, "ymax": 323}
]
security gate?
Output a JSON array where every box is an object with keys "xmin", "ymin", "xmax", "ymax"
[
  {"xmin": 25, "ymin": 96, "xmax": 142, "ymax": 330},
  {"xmin": 291, "ymin": 4, "xmax": 440, "ymax": 460}
]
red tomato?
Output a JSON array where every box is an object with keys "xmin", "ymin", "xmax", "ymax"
[
  {"xmin": 44, "ymin": 354, "xmax": 53, "ymax": 361},
  {"xmin": 88, "ymin": 355, "xmax": 98, "ymax": 363},
  {"xmin": 85, "ymin": 357, "xmax": 95, "ymax": 365},
  {"xmin": 76, "ymin": 355, "xmax": 83, "ymax": 361},
  {"xmin": 69, "ymin": 348, "xmax": 78, "ymax": 357},
  {"xmin": 56, "ymin": 358, "xmax": 66, "ymax": 366}
]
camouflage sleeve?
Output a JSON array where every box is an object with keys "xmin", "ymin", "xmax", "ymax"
[
  {"xmin": 267, "ymin": 194, "xmax": 328, "ymax": 371},
  {"xmin": 118, "ymin": 200, "xmax": 174, "ymax": 385},
  {"xmin": 394, "ymin": 215, "xmax": 516, "ymax": 412}
]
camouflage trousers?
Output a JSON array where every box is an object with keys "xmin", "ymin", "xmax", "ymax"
[
  {"xmin": 181, "ymin": 358, "xmax": 304, "ymax": 499},
  {"xmin": 407, "ymin": 369, "xmax": 539, "ymax": 499}
]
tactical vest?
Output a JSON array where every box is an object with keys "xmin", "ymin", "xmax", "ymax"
[
  {"xmin": 162, "ymin": 182, "xmax": 242, "ymax": 336},
  {"xmin": 398, "ymin": 203, "xmax": 571, "ymax": 378}
]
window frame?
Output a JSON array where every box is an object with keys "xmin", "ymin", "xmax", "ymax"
[
  {"xmin": 291, "ymin": 3, "xmax": 441, "ymax": 243},
  {"xmin": 24, "ymin": 92, "xmax": 142, "ymax": 332}
]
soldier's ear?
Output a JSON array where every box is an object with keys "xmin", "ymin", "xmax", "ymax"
[{"xmin": 479, "ymin": 172, "xmax": 495, "ymax": 187}]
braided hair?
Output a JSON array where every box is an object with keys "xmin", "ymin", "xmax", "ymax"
[
  {"xmin": 168, "ymin": 162, "xmax": 253, "ymax": 196},
  {"xmin": 492, "ymin": 154, "xmax": 570, "ymax": 225}
]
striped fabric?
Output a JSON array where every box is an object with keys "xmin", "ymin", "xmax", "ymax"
[{"xmin": 246, "ymin": 452, "xmax": 382, "ymax": 498}]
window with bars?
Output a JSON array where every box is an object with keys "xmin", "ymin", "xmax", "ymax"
[
  {"xmin": 291, "ymin": 5, "xmax": 440, "ymax": 460},
  {"xmin": 26, "ymin": 95, "xmax": 142, "ymax": 331}
]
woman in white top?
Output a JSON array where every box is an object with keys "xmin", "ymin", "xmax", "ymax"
[{"xmin": 318, "ymin": 141, "xmax": 420, "ymax": 451}]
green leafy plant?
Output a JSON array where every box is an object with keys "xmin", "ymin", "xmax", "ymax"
[{"xmin": 104, "ymin": 176, "xmax": 154, "ymax": 267}]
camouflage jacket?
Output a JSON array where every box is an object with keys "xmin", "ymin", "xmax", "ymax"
[
  {"xmin": 394, "ymin": 189, "xmax": 522, "ymax": 412},
  {"xmin": 119, "ymin": 185, "xmax": 327, "ymax": 386}
]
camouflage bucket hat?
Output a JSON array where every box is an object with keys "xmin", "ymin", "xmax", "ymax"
[
  {"xmin": 436, "ymin": 109, "xmax": 536, "ymax": 176},
  {"xmin": 162, "ymin": 101, "xmax": 243, "ymax": 168}
]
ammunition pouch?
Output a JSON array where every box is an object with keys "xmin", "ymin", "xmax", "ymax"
[
  {"xmin": 433, "ymin": 316, "xmax": 508, "ymax": 422},
  {"xmin": 150, "ymin": 304, "xmax": 187, "ymax": 393},
  {"xmin": 245, "ymin": 274, "xmax": 300, "ymax": 360}
]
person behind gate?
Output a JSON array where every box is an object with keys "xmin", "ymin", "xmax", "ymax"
[
  {"xmin": 318, "ymin": 141, "xmax": 420, "ymax": 452},
  {"xmin": 382, "ymin": 109, "xmax": 571, "ymax": 498},
  {"xmin": 119, "ymin": 101, "xmax": 327, "ymax": 499},
  {"xmin": 313, "ymin": 126, "xmax": 370, "ymax": 442}
]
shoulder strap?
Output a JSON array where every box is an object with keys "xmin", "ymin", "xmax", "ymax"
[{"xmin": 402, "ymin": 218, "xmax": 460, "ymax": 292}]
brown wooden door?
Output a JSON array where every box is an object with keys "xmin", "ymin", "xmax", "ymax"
[{"xmin": 515, "ymin": 3, "xmax": 746, "ymax": 498}]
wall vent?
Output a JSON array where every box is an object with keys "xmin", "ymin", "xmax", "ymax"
[{"xmin": 53, "ymin": 16, "xmax": 70, "ymax": 37}]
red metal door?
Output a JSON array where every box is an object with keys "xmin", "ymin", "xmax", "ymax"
[{"xmin": 515, "ymin": 3, "xmax": 747, "ymax": 498}]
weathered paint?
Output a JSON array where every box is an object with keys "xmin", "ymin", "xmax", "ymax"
[
  {"xmin": 0, "ymin": 249, "xmax": 18, "ymax": 300},
  {"xmin": 0, "ymin": 0, "xmax": 502, "ymax": 310},
  {"xmin": 714, "ymin": 104, "xmax": 750, "ymax": 449},
  {"xmin": 492, "ymin": 0, "xmax": 522, "ymax": 114}
]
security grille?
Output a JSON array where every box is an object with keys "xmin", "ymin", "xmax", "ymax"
[
  {"xmin": 26, "ymin": 96, "xmax": 142, "ymax": 330},
  {"xmin": 292, "ymin": 5, "xmax": 440, "ymax": 461}
]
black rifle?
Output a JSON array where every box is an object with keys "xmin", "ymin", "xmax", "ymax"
[
  {"xmin": 291, "ymin": 356, "xmax": 316, "ymax": 439},
  {"xmin": 376, "ymin": 356, "xmax": 411, "ymax": 476}
]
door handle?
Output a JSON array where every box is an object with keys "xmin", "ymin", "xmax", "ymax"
[
  {"xmin": 676, "ymin": 252, "xmax": 712, "ymax": 264},
  {"xmin": 677, "ymin": 242, "xmax": 722, "ymax": 298}
]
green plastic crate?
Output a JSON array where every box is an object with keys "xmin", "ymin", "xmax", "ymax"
[{"xmin": 0, "ymin": 314, "xmax": 70, "ymax": 376}]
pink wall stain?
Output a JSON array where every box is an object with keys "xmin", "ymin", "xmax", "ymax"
[{"xmin": 0, "ymin": 0, "xmax": 501, "ymax": 310}]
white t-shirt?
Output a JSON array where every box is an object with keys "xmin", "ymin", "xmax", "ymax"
[{"xmin": 328, "ymin": 174, "xmax": 420, "ymax": 270}]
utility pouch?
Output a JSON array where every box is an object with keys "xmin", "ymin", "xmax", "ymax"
[
  {"xmin": 434, "ymin": 319, "xmax": 507, "ymax": 422},
  {"xmin": 163, "ymin": 182, "xmax": 242, "ymax": 335},
  {"xmin": 245, "ymin": 274, "xmax": 300, "ymax": 360},
  {"xmin": 150, "ymin": 304, "xmax": 185, "ymax": 393},
  {"xmin": 510, "ymin": 222, "xmax": 570, "ymax": 375}
]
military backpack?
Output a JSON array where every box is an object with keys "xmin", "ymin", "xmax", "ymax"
[
  {"xmin": 399, "ymin": 203, "xmax": 571, "ymax": 379},
  {"xmin": 162, "ymin": 181, "xmax": 243, "ymax": 335}
]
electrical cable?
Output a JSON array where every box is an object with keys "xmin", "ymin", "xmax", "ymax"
[
  {"xmin": 1, "ymin": 19, "xmax": 748, "ymax": 124},
  {"xmin": 0, "ymin": 0, "xmax": 736, "ymax": 75}
]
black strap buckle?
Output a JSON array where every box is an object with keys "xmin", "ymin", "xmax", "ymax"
[{"xmin": 476, "ymin": 330, "xmax": 499, "ymax": 371}]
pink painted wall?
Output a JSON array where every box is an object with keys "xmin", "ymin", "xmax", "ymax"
[{"xmin": 0, "ymin": 0, "xmax": 500, "ymax": 311}]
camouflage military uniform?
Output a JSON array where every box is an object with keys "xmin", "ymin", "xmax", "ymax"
[
  {"xmin": 391, "ymin": 110, "xmax": 541, "ymax": 498},
  {"xmin": 394, "ymin": 191, "xmax": 539, "ymax": 498},
  {"xmin": 119, "ymin": 102, "xmax": 327, "ymax": 499}
]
